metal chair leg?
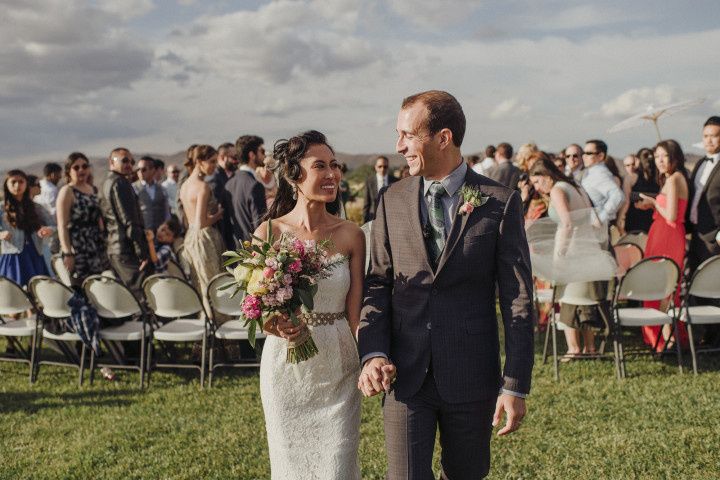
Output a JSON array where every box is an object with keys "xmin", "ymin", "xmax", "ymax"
[
  {"xmin": 208, "ymin": 335, "xmax": 215, "ymax": 388},
  {"xmin": 673, "ymin": 320, "xmax": 683, "ymax": 374},
  {"xmin": 28, "ymin": 331, "xmax": 38, "ymax": 385},
  {"xmin": 200, "ymin": 334, "xmax": 207, "ymax": 389},
  {"xmin": 551, "ymin": 318, "xmax": 559, "ymax": 381},
  {"xmin": 613, "ymin": 332, "xmax": 621, "ymax": 380},
  {"xmin": 139, "ymin": 336, "xmax": 146, "ymax": 389},
  {"xmin": 687, "ymin": 322, "xmax": 698, "ymax": 375},
  {"xmin": 146, "ymin": 339, "xmax": 153, "ymax": 388},
  {"xmin": 78, "ymin": 344, "xmax": 86, "ymax": 386},
  {"xmin": 542, "ymin": 320, "xmax": 551, "ymax": 364},
  {"xmin": 89, "ymin": 349, "xmax": 96, "ymax": 385}
]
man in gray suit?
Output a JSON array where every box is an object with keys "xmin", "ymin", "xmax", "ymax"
[
  {"xmin": 487, "ymin": 142, "xmax": 521, "ymax": 190},
  {"xmin": 358, "ymin": 91, "xmax": 534, "ymax": 479},
  {"xmin": 133, "ymin": 156, "xmax": 170, "ymax": 232}
]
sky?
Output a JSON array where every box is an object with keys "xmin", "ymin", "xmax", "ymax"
[{"xmin": 2, "ymin": 0, "xmax": 720, "ymax": 168}]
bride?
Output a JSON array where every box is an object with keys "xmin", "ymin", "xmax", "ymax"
[{"xmin": 255, "ymin": 130, "xmax": 365, "ymax": 479}]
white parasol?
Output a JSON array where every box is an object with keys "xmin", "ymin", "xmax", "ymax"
[{"xmin": 607, "ymin": 98, "xmax": 706, "ymax": 140}]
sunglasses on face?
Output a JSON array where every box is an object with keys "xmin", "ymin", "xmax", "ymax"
[
  {"xmin": 112, "ymin": 156, "xmax": 135, "ymax": 166},
  {"xmin": 170, "ymin": 170, "xmax": 180, "ymax": 174},
  {"xmin": 566, "ymin": 153, "xmax": 581, "ymax": 159},
  {"xmin": 583, "ymin": 151, "xmax": 599, "ymax": 156},
  {"xmin": 72, "ymin": 163, "xmax": 89, "ymax": 171}
]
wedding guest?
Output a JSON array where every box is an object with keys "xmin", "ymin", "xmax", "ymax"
[
  {"xmin": 363, "ymin": 155, "xmax": 397, "ymax": 222},
  {"xmin": 256, "ymin": 155, "xmax": 278, "ymax": 205},
  {"xmin": 478, "ymin": 144, "xmax": 497, "ymax": 175},
  {"xmin": 133, "ymin": 156, "xmax": 170, "ymax": 232},
  {"xmin": 554, "ymin": 150, "xmax": 566, "ymax": 171},
  {"xmin": 635, "ymin": 140, "xmax": 690, "ymax": 351},
  {"xmin": 98, "ymin": 148, "xmax": 152, "ymax": 298},
  {"xmin": 0, "ymin": 170, "xmax": 53, "ymax": 286},
  {"xmin": 467, "ymin": 155, "xmax": 482, "ymax": 173},
  {"xmin": 339, "ymin": 163, "xmax": 351, "ymax": 208},
  {"xmin": 153, "ymin": 158, "xmax": 165, "ymax": 184},
  {"xmin": 399, "ymin": 164, "xmax": 411, "ymax": 179},
  {"xmin": 529, "ymin": 158, "xmax": 598, "ymax": 358},
  {"xmin": 162, "ymin": 164, "xmax": 181, "ymax": 215},
  {"xmin": 179, "ymin": 145, "xmax": 226, "ymax": 320},
  {"xmin": 564, "ymin": 144, "xmax": 584, "ymax": 181},
  {"xmin": 516, "ymin": 143, "xmax": 539, "ymax": 172},
  {"xmin": 225, "ymin": 135, "xmax": 268, "ymax": 244},
  {"xmin": 207, "ymin": 142, "xmax": 238, "ymax": 251},
  {"xmin": 521, "ymin": 151, "xmax": 550, "ymax": 221},
  {"xmin": 687, "ymin": 116, "xmax": 720, "ymax": 345},
  {"xmin": 56, "ymin": 152, "xmax": 110, "ymax": 287},
  {"xmin": 564, "ymin": 139, "xmax": 625, "ymax": 355},
  {"xmin": 35, "ymin": 163, "xmax": 62, "ymax": 219},
  {"xmin": 145, "ymin": 217, "xmax": 182, "ymax": 274},
  {"xmin": 625, "ymin": 154, "xmax": 659, "ymax": 233},
  {"xmin": 488, "ymin": 142, "xmax": 521, "ymax": 189},
  {"xmin": 604, "ymin": 155, "xmax": 631, "ymax": 235}
]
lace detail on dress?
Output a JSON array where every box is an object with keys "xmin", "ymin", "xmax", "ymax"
[{"xmin": 259, "ymin": 257, "xmax": 361, "ymax": 480}]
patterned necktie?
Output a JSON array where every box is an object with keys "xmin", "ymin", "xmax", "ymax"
[{"xmin": 427, "ymin": 181, "xmax": 447, "ymax": 264}]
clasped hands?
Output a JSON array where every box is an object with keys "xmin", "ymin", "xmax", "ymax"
[{"xmin": 357, "ymin": 357, "xmax": 397, "ymax": 397}]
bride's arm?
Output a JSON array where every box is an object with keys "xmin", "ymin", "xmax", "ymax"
[{"xmin": 345, "ymin": 224, "xmax": 366, "ymax": 339}]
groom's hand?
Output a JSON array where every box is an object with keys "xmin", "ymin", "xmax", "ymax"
[
  {"xmin": 358, "ymin": 357, "xmax": 395, "ymax": 397},
  {"xmin": 493, "ymin": 394, "xmax": 526, "ymax": 436}
]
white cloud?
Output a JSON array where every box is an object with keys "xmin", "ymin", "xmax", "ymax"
[
  {"xmin": 386, "ymin": 0, "xmax": 483, "ymax": 28},
  {"xmin": 490, "ymin": 98, "xmax": 531, "ymax": 119},
  {"xmin": 97, "ymin": 0, "xmax": 155, "ymax": 20},
  {"xmin": 600, "ymin": 86, "xmax": 675, "ymax": 118}
]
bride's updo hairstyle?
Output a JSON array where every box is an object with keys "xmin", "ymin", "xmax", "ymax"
[{"xmin": 266, "ymin": 130, "xmax": 341, "ymax": 220}]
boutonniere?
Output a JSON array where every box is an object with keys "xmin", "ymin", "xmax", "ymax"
[{"xmin": 458, "ymin": 184, "xmax": 489, "ymax": 215}]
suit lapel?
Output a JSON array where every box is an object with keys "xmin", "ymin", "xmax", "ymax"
[
  {"xmin": 405, "ymin": 177, "xmax": 433, "ymax": 274},
  {"xmin": 701, "ymin": 157, "xmax": 720, "ymax": 197},
  {"xmin": 436, "ymin": 169, "xmax": 478, "ymax": 275}
]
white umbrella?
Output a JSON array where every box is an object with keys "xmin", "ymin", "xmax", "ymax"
[{"xmin": 607, "ymin": 98, "xmax": 706, "ymax": 140}]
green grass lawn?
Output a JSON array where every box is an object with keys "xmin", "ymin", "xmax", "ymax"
[{"xmin": 2, "ymin": 332, "xmax": 720, "ymax": 479}]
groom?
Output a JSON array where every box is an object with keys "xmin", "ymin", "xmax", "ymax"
[{"xmin": 358, "ymin": 90, "xmax": 535, "ymax": 479}]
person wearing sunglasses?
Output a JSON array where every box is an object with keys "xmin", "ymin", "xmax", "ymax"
[
  {"xmin": 363, "ymin": 155, "xmax": 397, "ymax": 223},
  {"xmin": 133, "ymin": 156, "xmax": 170, "ymax": 233},
  {"xmin": 563, "ymin": 144, "xmax": 584, "ymax": 181},
  {"xmin": 56, "ymin": 152, "xmax": 111, "ymax": 288},
  {"xmin": 162, "ymin": 164, "xmax": 181, "ymax": 215},
  {"xmin": 98, "ymin": 148, "xmax": 153, "ymax": 298}
]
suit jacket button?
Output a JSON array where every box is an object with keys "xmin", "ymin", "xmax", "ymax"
[{"xmin": 426, "ymin": 322, "xmax": 432, "ymax": 330}]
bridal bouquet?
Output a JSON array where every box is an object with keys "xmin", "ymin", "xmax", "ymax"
[{"xmin": 222, "ymin": 220, "xmax": 342, "ymax": 363}]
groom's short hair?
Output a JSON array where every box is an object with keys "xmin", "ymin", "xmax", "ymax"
[{"xmin": 401, "ymin": 90, "xmax": 466, "ymax": 148}]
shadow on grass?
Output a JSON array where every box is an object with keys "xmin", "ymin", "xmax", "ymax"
[{"xmin": 0, "ymin": 388, "xmax": 138, "ymax": 414}]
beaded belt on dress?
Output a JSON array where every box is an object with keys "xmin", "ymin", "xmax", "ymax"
[{"xmin": 301, "ymin": 311, "xmax": 345, "ymax": 326}]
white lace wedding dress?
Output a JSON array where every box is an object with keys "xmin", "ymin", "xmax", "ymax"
[{"xmin": 260, "ymin": 258, "xmax": 361, "ymax": 480}]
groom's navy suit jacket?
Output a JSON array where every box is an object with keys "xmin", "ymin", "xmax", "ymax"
[{"xmin": 359, "ymin": 168, "xmax": 535, "ymax": 403}]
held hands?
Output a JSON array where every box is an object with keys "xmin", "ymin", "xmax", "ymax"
[
  {"xmin": 358, "ymin": 357, "xmax": 396, "ymax": 397},
  {"xmin": 493, "ymin": 393, "xmax": 527, "ymax": 436}
]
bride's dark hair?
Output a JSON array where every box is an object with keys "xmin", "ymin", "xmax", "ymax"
[{"xmin": 265, "ymin": 130, "xmax": 341, "ymax": 220}]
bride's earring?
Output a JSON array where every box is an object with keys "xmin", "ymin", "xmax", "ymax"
[{"xmin": 292, "ymin": 183, "xmax": 298, "ymax": 200}]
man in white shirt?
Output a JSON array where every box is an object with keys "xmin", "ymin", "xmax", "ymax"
[
  {"xmin": 162, "ymin": 164, "xmax": 181, "ymax": 215},
  {"xmin": 581, "ymin": 140, "xmax": 625, "ymax": 225},
  {"xmin": 478, "ymin": 145, "xmax": 497, "ymax": 175},
  {"xmin": 36, "ymin": 162, "xmax": 62, "ymax": 220}
]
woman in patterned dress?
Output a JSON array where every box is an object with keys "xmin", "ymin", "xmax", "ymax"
[{"xmin": 56, "ymin": 152, "xmax": 110, "ymax": 287}]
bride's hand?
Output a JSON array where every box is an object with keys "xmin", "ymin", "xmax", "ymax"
[{"xmin": 267, "ymin": 313, "xmax": 306, "ymax": 341}]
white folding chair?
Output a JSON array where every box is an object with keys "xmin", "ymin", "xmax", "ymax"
[
  {"xmin": 165, "ymin": 258, "xmax": 188, "ymax": 281},
  {"xmin": 143, "ymin": 274, "xmax": 210, "ymax": 388},
  {"xmin": 612, "ymin": 256, "xmax": 682, "ymax": 379},
  {"xmin": 83, "ymin": 275, "xmax": 152, "ymax": 387},
  {"xmin": 28, "ymin": 276, "xmax": 86, "ymax": 386},
  {"xmin": 50, "ymin": 254, "xmax": 73, "ymax": 287},
  {"xmin": 206, "ymin": 273, "xmax": 266, "ymax": 387},
  {"xmin": 681, "ymin": 255, "xmax": 720, "ymax": 374},
  {"xmin": 613, "ymin": 243, "xmax": 644, "ymax": 277},
  {"xmin": 615, "ymin": 231, "xmax": 647, "ymax": 255},
  {"xmin": 0, "ymin": 276, "xmax": 38, "ymax": 383}
]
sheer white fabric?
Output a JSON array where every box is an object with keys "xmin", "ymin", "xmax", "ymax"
[
  {"xmin": 526, "ymin": 207, "xmax": 617, "ymax": 284},
  {"xmin": 260, "ymin": 258, "xmax": 361, "ymax": 480}
]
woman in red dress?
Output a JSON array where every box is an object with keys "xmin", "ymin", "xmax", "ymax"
[{"xmin": 635, "ymin": 139, "xmax": 690, "ymax": 351}]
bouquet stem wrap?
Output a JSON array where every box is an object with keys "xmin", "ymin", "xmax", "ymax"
[{"xmin": 286, "ymin": 328, "xmax": 319, "ymax": 364}]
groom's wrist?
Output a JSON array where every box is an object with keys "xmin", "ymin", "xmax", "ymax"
[
  {"xmin": 361, "ymin": 352, "xmax": 388, "ymax": 366},
  {"xmin": 499, "ymin": 388, "xmax": 527, "ymax": 399}
]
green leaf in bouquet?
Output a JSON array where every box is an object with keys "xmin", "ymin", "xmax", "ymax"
[
  {"xmin": 222, "ymin": 256, "xmax": 242, "ymax": 267},
  {"xmin": 216, "ymin": 281, "xmax": 236, "ymax": 291},
  {"xmin": 297, "ymin": 287, "xmax": 315, "ymax": 311},
  {"xmin": 288, "ymin": 308, "xmax": 300, "ymax": 327},
  {"xmin": 222, "ymin": 250, "xmax": 242, "ymax": 258},
  {"xmin": 247, "ymin": 320, "xmax": 257, "ymax": 348}
]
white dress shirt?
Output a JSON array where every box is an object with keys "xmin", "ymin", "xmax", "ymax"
[
  {"xmin": 690, "ymin": 153, "xmax": 719, "ymax": 225},
  {"xmin": 376, "ymin": 174, "xmax": 389, "ymax": 192},
  {"xmin": 581, "ymin": 163, "xmax": 625, "ymax": 224},
  {"xmin": 36, "ymin": 178, "xmax": 59, "ymax": 221}
]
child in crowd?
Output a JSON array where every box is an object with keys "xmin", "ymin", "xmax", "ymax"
[{"xmin": 145, "ymin": 217, "xmax": 182, "ymax": 273}]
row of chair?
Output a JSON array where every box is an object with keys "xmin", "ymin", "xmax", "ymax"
[
  {"xmin": 0, "ymin": 271, "xmax": 264, "ymax": 389},
  {"xmin": 538, "ymin": 254, "xmax": 720, "ymax": 379}
]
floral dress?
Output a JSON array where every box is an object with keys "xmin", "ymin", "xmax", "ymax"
[{"xmin": 68, "ymin": 188, "xmax": 110, "ymax": 285}]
